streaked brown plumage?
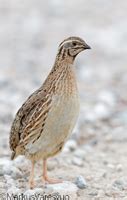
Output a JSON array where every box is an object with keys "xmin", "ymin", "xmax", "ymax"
[{"xmin": 9, "ymin": 36, "xmax": 91, "ymax": 188}]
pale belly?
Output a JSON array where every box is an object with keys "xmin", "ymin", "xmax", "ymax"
[{"xmin": 26, "ymin": 94, "xmax": 80, "ymax": 159}]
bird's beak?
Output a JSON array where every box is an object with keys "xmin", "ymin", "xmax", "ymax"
[{"xmin": 83, "ymin": 43, "xmax": 91, "ymax": 50}]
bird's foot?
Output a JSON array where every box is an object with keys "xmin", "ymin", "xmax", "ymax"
[{"xmin": 29, "ymin": 180, "xmax": 35, "ymax": 189}]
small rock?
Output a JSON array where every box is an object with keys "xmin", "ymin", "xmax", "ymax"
[
  {"xmin": 97, "ymin": 189, "xmax": 105, "ymax": 198},
  {"xmin": 3, "ymin": 163, "xmax": 22, "ymax": 179},
  {"xmin": 13, "ymin": 156, "xmax": 30, "ymax": 171},
  {"xmin": 94, "ymin": 103, "xmax": 111, "ymax": 120},
  {"xmin": 4, "ymin": 175, "xmax": 15, "ymax": 187},
  {"xmin": 11, "ymin": 168, "xmax": 22, "ymax": 179},
  {"xmin": 103, "ymin": 160, "xmax": 108, "ymax": 165},
  {"xmin": 43, "ymin": 186, "xmax": 54, "ymax": 194},
  {"xmin": 64, "ymin": 140, "xmax": 77, "ymax": 152},
  {"xmin": 111, "ymin": 126, "xmax": 127, "ymax": 141},
  {"xmin": 116, "ymin": 110, "xmax": 127, "ymax": 124},
  {"xmin": 72, "ymin": 157, "xmax": 84, "ymax": 167},
  {"xmin": 25, "ymin": 189, "xmax": 44, "ymax": 197},
  {"xmin": 3, "ymin": 164, "xmax": 13, "ymax": 175},
  {"xmin": 62, "ymin": 146, "xmax": 70, "ymax": 153},
  {"xmin": 98, "ymin": 90, "xmax": 116, "ymax": 106},
  {"xmin": 83, "ymin": 144, "xmax": 93, "ymax": 153},
  {"xmin": 89, "ymin": 139, "xmax": 98, "ymax": 146},
  {"xmin": 84, "ymin": 111, "xmax": 96, "ymax": 122},
  {"xmin": 75, "ymin": 175, "xmax": 87, "ymax": 189},
  {"xmin": 113, "ymin": 179, "xmax": 126, "ymax": 190},
  {"xmin": 46, "ymin": 181, "xmax": 78, "ymax": 199},
  {"xmin": 34, "ymin": 188, "xmax": 44, "ymax": 194},
  {"xmin": 89, "ymin": 191, "xmax": 98, "ymax": 196},
  {"xmin": 116, "ymin": 164, "xmax": 123, "ymax": 172},
  {"xmin": 7, "ymin": 187, "xmax": 21, "ymax": 195},
  {"xmin": 105, "ymin": 134, "xmax": 113, "ymax": 142},
  {"xmin": 102, "ymin": 172, "xmax": 107, "ymax": 178},
  {"xmin": 74, "ymin": 149, "xmax": 86, "ymax": 160},
  {"xmin": 0, "ymin": 158, "xmax": 12, "ymax": 166},
  {"xmin": 107, "ymin": 164, "xmax": 115, "ymax": 169},
  {"xmin": 24, "ymin": 189, "xmax": 37, "ymax": 196},
  {"xmin": 86, "ymin": 175, "xmax": 92, "ymax": 181}
]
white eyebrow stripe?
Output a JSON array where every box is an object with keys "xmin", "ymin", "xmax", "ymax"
[{"xmin": 59, "ymin": 40, "xmax": 81, "ymax": 48}]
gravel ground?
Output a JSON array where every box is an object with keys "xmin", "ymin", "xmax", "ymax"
[{"xmin": 0, "ymin": 0, "xmax": 127, "ymax": 199}]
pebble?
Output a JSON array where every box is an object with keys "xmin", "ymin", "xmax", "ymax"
[
  {"xmin": 115, "ymin": 110, "xmax": 127, "ymax": 124},
  {"xmin": 3, "ymin": 164, "xmax": 22, "ymax": 179},
  {"xmin": 24, "ymin": 189, "xmax": 37, "ymax": 196},
  {"xmin": 72, "ymin": 157, "xmax": 84, "ymax": 167},
  {"xmin": 94, "ymin": 103, "xmax": 112, "ymax": 120},
  {"xmin": 89, "ymin": 190, "xmax": 98, "ymax": 196},
  {"xmin": 43, "ymin": 186, "xmax": 54, "ymax": 194},
  {"xmin": 84, "ymin": 111, "xmax": 96, "ymax": 122},
  {"xmin": 3, "ymin": 164, "xmax": 13, "ymax": 176},
  {"xmin": 25, "ymin": 188, "xmax": 44, "ymax": 195},
  {"xmin": 98, "ymin": 90, "xmax": 116, "ymax": 106},
  {"xmin": 13, "ymin": 156, "xmax": 30, "ymax": 171},
  {"xmin": 7, "ymin": 187, "xmax": 21, "ymax": 195},
  {"xmin": 75, "ymin": 175, "xmax": 87, "ymax": 189},
  {"xmin": 102, "ymin": 172, "xmax": 107, "ymax": 178},
  {"xmin": 116, "ymin": 164, "xmax": 123, "ymax": 172},
  {"xmin": 74, "ymin": 149, "xmax": 86, "ymax": 160},
  {"xmin": 97, "ymin": 189, "xmax": 105, "ymax": 197},
  {"xmin": 107, "ymin": 164, "xmax": 115, "ymax": 169},
  {"xmin": 46, "ymin": 181, "xmax": 78, "ymax": 199},
  {"xmin": 64, "ymin": 140, "xmax": 77, "ymax": 152},
  {"xmin": 111, "ymin": 127, "xmax": 127, "ymax": 141},
  {"xmin": 113, "ymin": 179, "xmax": 126, "ymax": 190},
  {"xmin": 62, "ymin": 146, "xmax": 70, "ymax": 153},
  {"xmin": 4, "ymin": 175, "xmax": 15, "ymax": 187},
  {"xmin": 11, "ymin": 168, "xmax": 22, "ymax": 179},
  {"xmin": 83, "ymin": 144, "xmax": 93, "ymax": 153}
]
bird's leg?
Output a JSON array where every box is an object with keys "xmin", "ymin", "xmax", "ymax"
[
  {"xmin": 43, "ymin": 159, "xmax": 62, "ymax": 184},
  {"xmin": 29, "ymin": 161, "xmax": 35, "ymax": 189}
]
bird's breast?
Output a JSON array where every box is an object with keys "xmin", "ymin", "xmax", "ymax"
[
  {"xmin": 49, "ymin": 92, "xmax": 80, "ymax": 130},
  {"xmin": 26, "ymin": 92, "xmax": 80, "ymax": 155}
]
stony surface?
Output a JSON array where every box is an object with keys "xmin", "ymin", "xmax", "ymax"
[{"xmin": 0, "ymin": 0, "xmax": 127, "ymax": 199}]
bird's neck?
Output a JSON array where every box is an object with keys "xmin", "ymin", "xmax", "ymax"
[
  {"xmin": 51, "ymin": 53, "xmax": 75, "ymax": 77},
  {"xmin": 53, "ymin": 52, "xmax": 75, "ymax": 69},
  {"xmin": 48, "ymin": 55, "xmax": 78, "ymax": 96},
  {"xmin": 42, "ymin": 53, "xmax": 77, "ymax": 96}
]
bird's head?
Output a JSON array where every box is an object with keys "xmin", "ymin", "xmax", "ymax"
[{"xmin": 58, "ymin": 36, "xmax": 91, "ymax": 60}]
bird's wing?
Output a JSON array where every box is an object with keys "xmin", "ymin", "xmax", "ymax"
[{"xmin": 9, "ymin": 87, "xmax": 52, "ymax": 152}]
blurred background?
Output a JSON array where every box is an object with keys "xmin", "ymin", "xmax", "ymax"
[{"xmin": 0, "ymin": 0, "xmax": 127, "ymax": 198}]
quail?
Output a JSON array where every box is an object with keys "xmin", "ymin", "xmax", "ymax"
[{"xmin": 9, "ymin": 36, "xmax": 91, "ymax": 188}]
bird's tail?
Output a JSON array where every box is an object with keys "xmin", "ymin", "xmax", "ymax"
[
  {"xmin": 11, "ymin": 146, "xmax": 25, "ymax": 160},
  {"xmin": 11, "ymin": 151, "xmax": 16, "ymax": 160}
]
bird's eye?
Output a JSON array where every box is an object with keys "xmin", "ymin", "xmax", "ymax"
[{"xmin": 72, "ymin": 42, "xmax": 77, "ymax": 46}]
